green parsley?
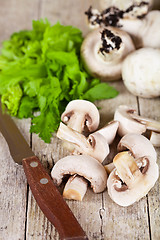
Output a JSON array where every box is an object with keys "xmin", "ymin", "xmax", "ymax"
[{"xmin": 0, "ymin": 19, "xmax": 118, "ymax": 143}]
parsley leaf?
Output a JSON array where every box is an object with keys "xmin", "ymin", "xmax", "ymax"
[{"xmin": 0, "ymin": 19, "xmax": 118, "ymax": 143}]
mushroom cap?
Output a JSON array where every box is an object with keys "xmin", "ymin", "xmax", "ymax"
[
  {"xmin": 122, "ymin": 48, "xmax": 160, "ymax": 98},
  {"xmin": 118, "ymin": 133, "xmax": 157, "ymax": 161},
  {"xmin": 61, "ymin": 99, "xmax": 100, "ymax": 133},
  {"xmin": 114, "ymin": 105, "xmax": 146, "ymax": 137},
  {"xmin": 99, "ymin": 0, "xmax": 153, "ymax": 11},
  {"xmin": 81, "ymin": 27, "xmax": 135, "ymax": 81},
  {"xmin": 107, "ymin": 154, "xmax": 159, "ymax": 206},
  {"xmin": 51, "ymin": 155, "xmax": 107, "ymax": 193}
]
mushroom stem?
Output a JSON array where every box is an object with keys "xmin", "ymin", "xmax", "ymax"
[
  {"xmin": 104, "ymin": 162, "xmax": 115, "ymax": 175},
  {"xmin": 57, "ymin": 122, "xmax": 109, "ymax": 163},
  {"xmin": 113, "ymin": 151, "xmax": 141, "ymax": 186},
  {"xmin": 150, "ymin": 131, "xmax": 160, "ymax": 147},
  {"xmin": 63, "ymin": 174, "xmax": 88, "ymax": 201},
  {"xmin": 129, "ymin": 113, "xmax": 160, "ymax": 133}
]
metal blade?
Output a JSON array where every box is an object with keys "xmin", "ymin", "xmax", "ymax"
[{"xmin": 0, "ymin": 101, "xmax": 34, "ymax": 164}]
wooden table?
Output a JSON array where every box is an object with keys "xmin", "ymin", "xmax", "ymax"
[{"xmin": 0, "ymin": 1, "xmax": 160, "ymax": 239}]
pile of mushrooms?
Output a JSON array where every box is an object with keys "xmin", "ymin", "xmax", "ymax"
[
  {"xmin": 82, "ymin": 1, "xmax": 160, "ymax": 98},
  {"xmin": 51, "ymin": 100, "xmax": 159, "ymax": 206}
]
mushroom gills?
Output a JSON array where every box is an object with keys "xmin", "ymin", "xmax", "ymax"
[{"xmin": 63, "ymin": 174, "xmax": 88, "ymax": 201}]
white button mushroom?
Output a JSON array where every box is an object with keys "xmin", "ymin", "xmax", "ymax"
[
  {"xmin": 117, "ymin": 133, "xmax": 157, "ymax": 161},
  {"xmin": 114, "ymin": 105, "xmax": 146, "ymax": 137},
  {"xmin": 107, "ymin": 134, "xmax": 159, "ymax": 206},
  {"xmin": 60, "ymin": 99, "xmax": 100, "ymax": 201},
  {"xmin": 85, "ymin": 4, "xmax": 160, "ymax": 49},
  {"xmin": 99, "ymin": 0, "xmax": 152, "ymax": 11},
  {"xmin": 57, "ymin": 122, "xmax": 110, "ymax": 163},
  {"xmin": 119, "ymin": 10, "xmax": 160, "ymax": 48},
  {"xmin": 81, "ymin": 27, "xmax": 135, "ymax": 81},
  {"xmin": 122, "ymin": 48, "xmax": 160, "ymax": 98},
  {"xmin": 95, "ymin": 120, "xmax": 119, "ymax": 145},
  {"xmin": 114, "ymin": 105, "xmax": 160, "ymax": 140},
  {"xmin": 150, "ymin": 132, "xmax": 160, "ymax": 147},
  {"xmin": 61, "ymin": 99, "xmax": 100, "ymax": 134},
  {"xmin": 51, "ymin": 155, "xmax": 108, "ymax": 194}
]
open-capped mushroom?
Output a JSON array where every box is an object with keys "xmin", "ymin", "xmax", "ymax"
[
  {"xmin": 57, "ymin": 122, "xmax": 109, "ymax": 163},
  {"xmin": 107, "ymin": 150, "xmax": 159, "ymax": 206},
  {"xmin": 51, "ymin": 155, "xmax": 107, "ymax": 194},
  {"xmin": 61, "ymin": 99, "xmax": 100, "ymax": 134},
  {"xmin": 114, "ymin": 105, "xmax": 146, "ymax": 137},
  {"xmin": 81, "ymin": 26, "xmax": 135, "ymax": 81}
]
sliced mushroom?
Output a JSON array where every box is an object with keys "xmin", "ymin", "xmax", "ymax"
[
  {"xmin": 128, "ymin": 110, "xmax": 160, "ymax": 133},
  {"xmin": 61, "ymin": 99, "xmax": 100, "ymax": 134},
  {"xmin": 104, "ymin": 162, "xmax": 115, "ymax": 175},
  {"xmin": 107, "ymin": 151, "xmax": 159, "ymax": 206},
  {"xmin": 117, "ymin": 133, "xmax": 157, "ymax": 161},
  {"xmin": 63, "ymin": 174, "xmax": 88, "ymax": 201},
  {"xmin": 114, "ymin": 105, "xmax": 146, "ymax": 137},
  {"xmin": 51, "ymin": 155, "xmax": 107, "ymax": 194},
  {"xmin": 57, "ymin": 122, "xmax": 109, "ymax": 163},
  {"xmin": 150, "ymin": 132, "xmax": 160, "ymax": 147},
  {"xmin": 81, "ymin": 26, "xmax": 135, "ymax": 81},
  {"xmin": 96, "ymin": 120, "xmax": 119, "ymax": 145}
]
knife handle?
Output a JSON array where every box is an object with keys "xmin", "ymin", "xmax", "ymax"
[{"xmin": 22, "ymin": 156, "xmax": 88, "ymax": 240}]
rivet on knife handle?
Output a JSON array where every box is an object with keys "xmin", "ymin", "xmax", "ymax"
[{"xmin": 22, "ymin": 156, "xmax": 88, "ymax": 240}]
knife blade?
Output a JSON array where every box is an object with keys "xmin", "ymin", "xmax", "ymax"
[{"xmin": 0, "ymin": 101, "xmax": 88, "ymax": 240}]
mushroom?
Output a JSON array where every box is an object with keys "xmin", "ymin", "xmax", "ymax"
[
  {"xmin": 119, "ymin": 10, "xmax": 160, "ymax": 48},
  {"xmin": 61, "ymin": 99, "xmax": 100, "ymax": 134},
  {"xmin": 63, "ymin": 174, "xmax": 88, "ymax": 201},
  {"xmin": 96, "ymin": 120, "xmax": 119, "ymax": 145},
  {"xmin": 117, "ymin": 133, "xmax": 157, "ymax": 161},
  {"xmin": 114, "ymin": 105, "xmax": 160, "ymax": 140},
  {"xmin": 114, "ymin": 105, "xmax": 146, "ymax": 137},
  {"xmin": 57, "ymin": 122, "xmax": 110, "ymax": 163},
  {"xmin": 81, "ymin": 26, "xmax": 135, "ymax": 81},
  {"xmin": 122, "ymin": 48, "xmax": 160, "ymax": 98},
  {"xmin": 99, "ymin": 0, "xmax": 153, "ymax": 11},
  {"xmin": 107, "ymin": 151, "xmax": 159, "ymax": 206},
  {"xmin": 85, "ymin": 4, "xmax": 160, "ymax": 49},
  {"xmin": 51, "ymin": 155, "xmax": 108, "ymax": 194},
  {"xmin": 150, "ymin": 132, "xmax": 160, "ymax": 147},
  {"xmin": 60, "ymin": 99, "xmax": 100, "ymax": 201},
  {"xmin": 107, "ymin": 133, "xmax": 159, "ymax": 206}
]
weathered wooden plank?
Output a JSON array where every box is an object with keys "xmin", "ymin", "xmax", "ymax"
[
  {"xmin": 96, "ymin": 82, "xmax": 150, "ymax": 240},
  {"xmin": 0, "ymin": 0, "xmax": 40, "ymax": 240},
  {"xmin": 0, "ymin": 118, "xmax": 31, "ymax": 240},
  {"xmin": 138, "ymin": 97, "xmax": 160, "ymax": 240}
]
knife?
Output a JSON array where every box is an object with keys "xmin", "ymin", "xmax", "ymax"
[{"xmin": 0, "ymin": 101, "xmax": 88, "ymax": 240}]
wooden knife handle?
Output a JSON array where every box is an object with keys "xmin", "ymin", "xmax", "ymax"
[{"xmin": 22, "ymin": 156, "xmax": 88, "ymax": 240}]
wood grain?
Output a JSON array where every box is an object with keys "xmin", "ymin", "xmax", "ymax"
[{"xmin": 0, "ymin": 0, "xmax": 160, "ymax": 240}]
